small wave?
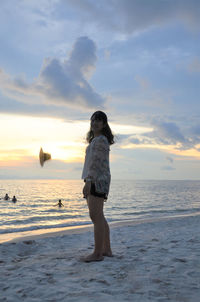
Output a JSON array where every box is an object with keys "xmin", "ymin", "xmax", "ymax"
[
  {"xmin": 0, "ymin": 213, "xmax": 85, "ymax": 227},
  {"xmin": 111, "ymin": 207, "xmax": 198, "ymax": 217},
  {"xmin": 0, "ymin": 220, "xmax": 91, "ymax": 234},
  {"xmin": 1, "ymin": 179, "xmax": 200, "ymax": 237}
]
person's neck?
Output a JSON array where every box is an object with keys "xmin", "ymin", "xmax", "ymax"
[{"xmin": 93, "ymin": 132, "xmax": 102, "ymax": 137}]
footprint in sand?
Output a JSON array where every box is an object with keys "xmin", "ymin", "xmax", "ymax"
[
  {"xmin": 138, "ymin": 248, "xmax": 147, "ymax": 253},
  {"xmin": 23, "ymin": 240, "xmax": 35, "ymax": 245},
  {"xmin": 152, "ymin": 238, "xmax": 159, "ymax": 242},
  {"xmin": 173, "ymin": 257, "xmax": 187, "ymax": 263}
]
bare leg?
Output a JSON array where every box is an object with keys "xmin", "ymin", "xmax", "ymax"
[
  {"xmin": 93, "ymin": 213, "xmax": 105, "ymax": 256},
  {"xmin": 103, "ymin": 218, "xmax": 113, "ymax": 257},
  {"xmin": 83, "ymin": 195, "xmax": 105, "ymax": 262}
]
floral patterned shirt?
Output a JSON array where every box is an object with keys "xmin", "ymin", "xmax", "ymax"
[{"xmin": 82, "ymin": 135, "xmax": 111, "ymax": 195}]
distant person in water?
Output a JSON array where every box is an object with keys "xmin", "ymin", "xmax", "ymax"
[
  {"xmin": 12, "ymin": 196, "xmax": 17, "ymax": 202},
  {"xmin": 4, "ymin": 193, "xmax": 10, "ymax": 200},
  {"xmin": 55, "ymin": 199, "xmax": 64, "ymax": 207}
]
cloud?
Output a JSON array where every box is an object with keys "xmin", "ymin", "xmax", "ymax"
[
  {"xmin": 129, "ymin": 136, "xmax": 151, "ymax": 145},
  {"xmin": 119, "ymin": 118, "xmax": 200, "ymax": 153},
  {"xmin": 129, "ymin": 137, "xmax": 141, "ymax": 145},
  {"xmin": 148, "ymin": 120, "xmax": 187, "ymax": 146},
  {"xmin": 114, "ymin": 134, "xmax": 132, "ymax": 143},
  {"xmin": 191, "ymin": 125, "xmax": 200, "ymax": 136},
  {"xmin": 145, "ymin": 120, "xmax": 200, "ymax": 151},
  {"xmin": 0, "ymin": 36, "xmax": 104, "ymax": 110},
  {"xmin": 120, "ymin": 120, "xmax": 188, "ymax": 148},
  {"xmin": 63, "ymin": 0, "xmax": 200, "ymax": 35}
]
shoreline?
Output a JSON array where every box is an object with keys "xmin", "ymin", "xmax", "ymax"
[{"xmin": 1, "ymin": 211, "xmax": 200, "ymax": 245}]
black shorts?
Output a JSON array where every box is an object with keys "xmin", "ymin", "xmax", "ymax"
[
  {"xmin": 84, "ymin": 180, "xmax": 107, "ymax": 200},
  {"xmin": 90, "ymin": 183, "xmax": 107, "ymax": 200}
]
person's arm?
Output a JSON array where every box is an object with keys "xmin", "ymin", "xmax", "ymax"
[{"xmin": 83, "ymin": 180, "xmax": 92, "ymax": 198}]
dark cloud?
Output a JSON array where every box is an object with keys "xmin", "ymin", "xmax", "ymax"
[
  {"xmin": 119, "ymin": 120, "xmax": 188, "ymax": 147},
  {"xmin": 114, "ymin": 134, "xmax": 131, "ymax": 143},
  {"xmin": 114, "ymin": 133, "xmax": 151, "ymax": 146},
  {"xmin": 191, "ymin": 125, "xmax": 200, "ymax": 136},
  {"xmin": 0, "ymin": 36, "xmax": 104, "ymax": 110},
  {"xmin": 63, "ymin": 0, "xmax": 200, "ymax": 34},
  {"xmin": 129, "ymin": 138, "xmax": 141, "ymax": 145},
  {"xmin": 144, "ymin": 120, "xmax": 200, "ymax": 150},
  {"xmin": 129, "ymin": 137, "xmax": 151, "ymax": 145},
  {"xmin": 149, "ymin": 120, "xmax": 186, "ymax": 145},
  {"xmin": 117, "ymin": 118, "xmax": 200, "ymax": 152},
  {"xmin": 185, "ymin": 124, "xmax": 200, "ymax": 148}
]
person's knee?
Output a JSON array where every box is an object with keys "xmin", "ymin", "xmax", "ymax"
[
  {"xmin": 87, "ymin": 196, "xmax": 104, "ymax": 222},
  {"xmin": 89, "ymin": 210, "xmax": 98, "ymax": 222},
  {"xmin": 89, "ymin": 210, "xmax": 104, "ymax": 223}
]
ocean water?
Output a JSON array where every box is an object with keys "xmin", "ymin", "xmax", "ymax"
[{"xmin": 0, "ymin": 179, "xmax": 200, "ymax": 241}]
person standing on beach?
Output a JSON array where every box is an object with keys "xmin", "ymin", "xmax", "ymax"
[{"xmin": 82, "ymin": 111, "xmax": 114, "ymax": 262}]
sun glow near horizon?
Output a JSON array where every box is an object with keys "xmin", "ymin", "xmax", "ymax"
[
  {"xmin": 1, "ymin": 113, "xmax": 200, "ymax": 181},
  {"xmin": 0, "ymin": 113, "xmax": 156, "ymax": 167},
  {"xmin": 0, "ymin": 114, "xmax": 88, "ymax": 166}
]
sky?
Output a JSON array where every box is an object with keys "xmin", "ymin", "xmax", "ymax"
[{"xmin": 0, "ymin": 0, "xmax": 200, "ymax": 180}]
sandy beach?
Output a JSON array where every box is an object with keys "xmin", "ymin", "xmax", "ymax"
[{"xmin": 0, "ymin": 214, "xmax": 200, "ymax": 302}]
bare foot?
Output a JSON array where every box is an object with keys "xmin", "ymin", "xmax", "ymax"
[
  {"xmin": 103, "ymin": 251, "xmax": 113, "ymax": 257},
  {"xmin": 81, "ymin": 253, "xmax": 104, "ymax": 263}
]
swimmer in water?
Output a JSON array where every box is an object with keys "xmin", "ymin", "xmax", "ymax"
[
  {"xmin": 4, "ymin": 193, "xmax": 10, "ymax": 200},
  {"xmin": 12, "ymin": 196, "xmax": 17, "ymax": 202},
  {"xmin": 54, "ymin": 199, "xmax": 64, "ymax": 207}
]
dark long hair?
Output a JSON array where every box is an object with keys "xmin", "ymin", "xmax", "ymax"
[{"xmin": 86, "ymin": 111, "xmax": 115, "ymax": 145}]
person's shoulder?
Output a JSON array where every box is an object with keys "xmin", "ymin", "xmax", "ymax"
[
  {"xmin": 94, "ymin": 135, "xmax": 110, "ymax": 150},
  {"xmin": 94, "ymin": 135, "xmax": 109, "ymax": 143}
]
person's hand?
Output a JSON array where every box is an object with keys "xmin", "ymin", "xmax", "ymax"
[{"xmin": 83, "ymin": 181, "xmax": 91, "ymax": 198}]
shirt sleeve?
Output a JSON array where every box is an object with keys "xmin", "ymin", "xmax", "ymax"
[{"xmin": 86, "ymin": 136, "xmax": 110, "ymax": 182}]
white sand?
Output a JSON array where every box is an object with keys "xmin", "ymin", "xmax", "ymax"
[{"xmin": 0, "ymin": 214, "xmax": 200, "ymax": 302}]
